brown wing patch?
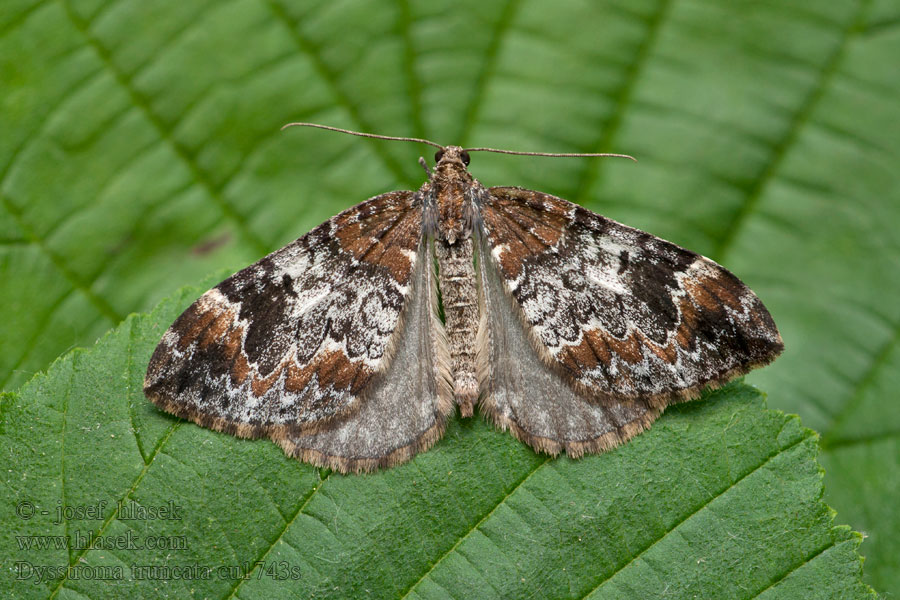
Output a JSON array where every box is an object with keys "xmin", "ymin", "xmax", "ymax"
[
  {"xmin": 333, "ymin": 191, "xmax": 421, "ymax": 284},
  {"xmin": 480, "ymin": 188, "xmax": 570, "ymax": 279}
]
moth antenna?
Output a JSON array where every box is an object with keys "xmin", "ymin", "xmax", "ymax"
[
  {"xmin": 464, "ymin": 147, "xmax": 637, "ymax": 162},
  {"xmin": 281, "ymin": 122, "xmax": 445, "ymax": 150}
]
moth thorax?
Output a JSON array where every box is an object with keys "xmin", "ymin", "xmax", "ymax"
[{"xmin": 435, "ymin": 178, "xmax": 475, "ymax": 244}]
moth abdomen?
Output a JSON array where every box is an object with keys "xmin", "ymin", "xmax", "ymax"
[{"xmin": 435, "ymin": 237, "xmax": 480, "ymax": 416}]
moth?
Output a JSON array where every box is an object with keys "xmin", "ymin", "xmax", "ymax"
[{"xmin": 144, "ymin": 124, "xmax": 783, "ymax": 473}]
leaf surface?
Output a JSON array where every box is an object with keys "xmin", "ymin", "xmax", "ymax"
[
  {"xmin": 2, "ymin": 0, "xmax": 898, "ymax": 592},
  {"xmin": 0, "ymin": 288, "xmax": 873, "ymax": 599}
]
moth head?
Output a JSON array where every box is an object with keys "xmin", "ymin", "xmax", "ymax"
[{"xmin": 434, "ymin": 146, "xmax": 470, "ymax": 167}]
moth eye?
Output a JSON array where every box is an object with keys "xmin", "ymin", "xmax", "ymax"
[
  {"xmin": 461, "ymin": 150, "xmax": 470, "ymax": 166},
  {"xmin": 434, "ymin": 149, "xmax": 444, "ymax": 162}
]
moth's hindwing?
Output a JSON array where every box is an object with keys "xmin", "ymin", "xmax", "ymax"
[
  {"xmin": 278, "ymin": 237, "xmax": 454, "ymax": 473},
  {"xmin": 144, "ymin": 191, "xmax": 447, "ymax": 472},
  {"xmin": 476, "ymin": 187, "xmax": 783, "ymax": 454},
  {"xmin": 475, "ymin": 228, "xmax": 662, "ymax": 457}
]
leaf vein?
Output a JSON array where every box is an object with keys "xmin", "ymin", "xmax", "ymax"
[
  {"xmin": 398, "ymin": 456, "xmax": 551, "ymax": 600},
  {"xmin": 822, "ymin": 310, "xmax": 900, "ymax": 446},
  {"xmin": 713, "ymin": 0, "xmax": 873, "ymax": 261},
  {"xmin": 126, "ymin": 0, "xmax": 221, "ymax": 80},
  {"xmin": 47, "ymin": 421, "xmax": 181, "ymax": 598},
  {"xmin": 0, "ymin": 288, "xmax": 79, "ymax": 390},
  {"xmin": 746, "ymin": 539, "xmax": 836, "ymax": 599},
  {"xmin": 262, "ymin": 0, "xmax": 417, "ymax": 188},
  {"xmin": 59, "ymin": 355, "xmax": 72, "ymax": 564},
  {"xmin": 398, "ymin": 0, "xmax": 426, "ymax": 141},
  {"xmin": 0, "ymin": 63, "xmax": 104, "ymax": 192},
  {"xmin": 822, "ymin": 429, "xmax": 900, "ymax": 451},
  {"xmin": 573, "ymin": 0, "xmax": 673, "ymax": 205},
  {"xmin": 0, "ymin": 0, "xmax": 53, "ymax": 37},
  {"xmin": 125, "ymin": 318, "xmax": 147, "ymax": 464},
  {"xmin": 59, "ymin": 0, "xmax": 270, "ymax": 256},
  {"xmin": 456, "ymin": 0, "xmax": 523, "ymax": 148},
  {"xmin": 578, "ymin": 432, "xmax": 809, "ymax": 599},
  {"xmin": 0, "ymin": 194, "xmax": 122, "ymax": 323},
  {"xmin": 223, "ymin": 471, "xmax": 329, "ymax": 600}
]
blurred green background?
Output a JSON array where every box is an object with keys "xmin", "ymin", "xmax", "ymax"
[{"xmin": 2, "ymin": 0, "xmax": 898, "ymax": 594}]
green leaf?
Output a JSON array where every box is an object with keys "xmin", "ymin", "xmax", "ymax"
[
  {"xmin": 2, "ymin": 0, "xmax": 898, "ymax": 593},
  {"xmin": 0, "ymin": 288, "xmax": 874, "ymax": 599}
]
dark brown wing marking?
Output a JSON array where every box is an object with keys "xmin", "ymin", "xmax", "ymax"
[
  {"xmin": 279, "ymin": 239, "xmax": 454, "ymax": 473},
  {"xmin": 144, "ymin": 191, "xmax": 424, "ymax": 443},
  {"xmin": 475, "ymin": 229, "xmax": 662, "ymax": 457},
  {"xmin": 480, "ymin": 186, "xmax": 783, "ymax": 408}
]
